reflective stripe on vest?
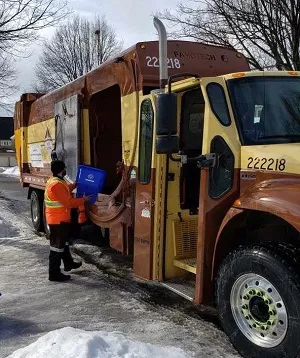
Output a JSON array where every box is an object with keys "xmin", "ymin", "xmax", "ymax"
[{"xmin": 44, "ymin": 177, "xmax": 68, "ymax": 208}]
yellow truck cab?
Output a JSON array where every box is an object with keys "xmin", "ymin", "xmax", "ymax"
[
  {"xmin": 14, "ymin": 17, "xmax": 300, "ymax": 358},
  {"xmin": 153, "ymin": 69, "xmax": 300, "ymax": 357}
]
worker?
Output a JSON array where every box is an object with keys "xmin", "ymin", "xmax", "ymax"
[{"xmin": 45, "ymin": 160, "xmax": 90, "ymax": 282}]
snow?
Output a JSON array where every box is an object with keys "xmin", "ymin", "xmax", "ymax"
[
  {"xmin": 0, "ymin": 177, "xmax": 240, "ymax": 358},
  {"xmin": 1, "ymin": 166, "xmax": 20, "ymax": 176},
  {"xmin": 8, "ymin": 327, "xmax": 191, "ymax": 358}
]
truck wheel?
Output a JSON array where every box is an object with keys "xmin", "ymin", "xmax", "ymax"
[
  {"xmin": 216, "ymin": 245, "xmax": 300, "ymax": 358},
  {"xmin": 43, "ymin": 202, "xmax": 51, "ymax": 239},
  {"xmin": 30, "ymin": 190, "xmax": 44, "ymax": 232}
]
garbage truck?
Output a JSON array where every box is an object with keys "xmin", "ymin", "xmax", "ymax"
[{"xmin": 14, "ymin": 16, "xmax": 300, "ymax": 357}]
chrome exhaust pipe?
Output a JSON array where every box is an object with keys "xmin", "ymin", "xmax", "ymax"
[{"xmin": 153, "ymin": 17, "xmax": 168, "ymax": 89}]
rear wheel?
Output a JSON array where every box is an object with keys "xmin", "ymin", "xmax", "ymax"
[
  {"xmin": 216, "ymin": 245, "xmax": 300, "ymax": 358},
  {"xmin": 30, "ymin": 190, "xmax": 44, "ymax": 232}
]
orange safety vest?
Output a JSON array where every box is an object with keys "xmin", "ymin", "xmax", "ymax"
[{"xmin": 44, "ymin": 177, "xmax": 73, "ymax": 225}]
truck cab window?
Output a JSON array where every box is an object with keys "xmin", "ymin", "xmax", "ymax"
[
  {"xmin": 228, "ymin": 76, "xmax": 300, "ymax": 145},
  {"xmin": 138, "ymin": 99, "xmax": 154, "ymax": 184},
  {"xmin": 206, "ymin": 83, "xmax": 231, "ymax": 126},
  {"xmin": 180, "ymin": 88, "xmax": 205, "ymax": 212},
  {"xmin": 209, "ymin": 136, "xmax": 234, "ymax": 199},
  {"xmin": 181, "ymin": 89, "xmax": 205, "ymax": 153}
]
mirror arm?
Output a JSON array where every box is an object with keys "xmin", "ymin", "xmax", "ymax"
[
  {"xmin": 167, "ymin": 73, "xmax": 200, "ymax": 94},
  {"xmin": 180, "ymin": 153, "xmax": 218, "ymax": 168},
  {"xmin": 169, "ymin": 153, "xmax": 181, "ymax": 162}
]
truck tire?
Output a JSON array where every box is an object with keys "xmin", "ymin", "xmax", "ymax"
[
  {"xmin": 43, "ymin": 201, "xmax": 51, "ymax": 239},
  {"xmin": 30, "ymin": 190, "xmax": 44, "ymax": 232},
  {"xmin": 215, "ymin": 245, "xmax": 300, "ymax": 358}
]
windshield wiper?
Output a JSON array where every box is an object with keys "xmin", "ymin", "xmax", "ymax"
[{"xmin": 259, "ymin": 135, "xmax": 300, "ymax": 139}]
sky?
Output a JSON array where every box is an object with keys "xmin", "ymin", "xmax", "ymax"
[{"xmin": 5, "ymin": 0, "xmax": 180, "ymax": 115}]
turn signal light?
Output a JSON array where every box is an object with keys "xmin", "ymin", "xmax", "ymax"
[
  {"xmin": 234, "ymin": 199, "xmax": 242, "ymax": 206},
  {"xmin": 232, "ymin": 73, "xmax": 246, "ymax": 78}
]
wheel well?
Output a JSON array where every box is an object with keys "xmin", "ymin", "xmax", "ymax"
[{"xmin": 213, "ymin": 210, "xmax": 300, "ymax": 279}]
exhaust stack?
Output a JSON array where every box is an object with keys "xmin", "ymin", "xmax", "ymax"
[{"xmin": 153, "ymin": 17, "xmax": 168, "ymax": 89}]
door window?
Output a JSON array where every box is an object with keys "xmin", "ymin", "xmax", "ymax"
[
  {"xmin": 180, "ymin": 88, "xmax": 205, "ymax": 212},
  {"xmin": 138, "ymin": 99, "xmax": 154, "ymax": 184},
  {"xmin": 209, "ymin": 136, "xmax": 234, "ymax": 199},
  {"xmin": 180, "ymin": 88, "xmax": 205, "ymax": 152},
  {"xmin": 207, "ymin": 83, "xmax": 231, "ymax": 126}
]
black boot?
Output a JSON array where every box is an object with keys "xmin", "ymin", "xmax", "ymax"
[
  {"xmin": 49, "ymin": 272, "xmax": 71, "ymax": 282},
  {"xmin": 62, "ymin": 244, "xmax": 82, "ymax": 272},
  {"xmin": 49, "ymin": 250, "xmax": 71, "ymax": 281}
]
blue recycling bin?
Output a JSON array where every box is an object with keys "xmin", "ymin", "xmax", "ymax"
[{"xmin": 76, "ymin": 165, "xmax": 106, "ymax": 204}]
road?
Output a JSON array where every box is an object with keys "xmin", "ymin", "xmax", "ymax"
[{"xmin": 0, "ymin": 174, "xmax": 240, "ymax": 358}]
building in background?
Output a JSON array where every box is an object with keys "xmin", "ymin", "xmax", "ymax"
[
  {"xmin": 0, "ymin": 117, "xmax": 14, "ymax": 150},
  {"xmin": 0, "ymin": 117, "xmax": 16, "ymax": 167}
]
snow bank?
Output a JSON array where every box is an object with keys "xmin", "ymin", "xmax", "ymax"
[
  {"xmin": 8, "ymin": 327, "xmax": 191, "ymax": 358},
  {"xmin": 2, "ymin": 166, "xmax": 20, "ymax": 176}
]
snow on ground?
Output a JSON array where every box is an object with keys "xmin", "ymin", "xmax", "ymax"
[
  {"xmin": 1, "ymin": 166, "xmax": 20, "ymax": 176},
  {"xmin": 7, "ymin": 327, "xmax": 190, "ymax": 358},
  {"xmin": 0, "ymin": 177, "xmax": 240, "ymax": 358}
]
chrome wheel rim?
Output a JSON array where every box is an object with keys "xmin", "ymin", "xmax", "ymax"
[
  {"xmin": 31, "ymin": 195, "xmax": 40, "ymax": 224},
  {"xmin": 230, "ymin": 273, "xmax": 288, "ymax": 348}
]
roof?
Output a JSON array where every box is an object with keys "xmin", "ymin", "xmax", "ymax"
[{"xmin": 0, "ymin": 117, "xmax": 13, "ymax": 140}]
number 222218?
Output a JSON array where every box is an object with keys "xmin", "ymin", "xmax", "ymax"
[
  {"xmin": 146, "ymin": 56, "xmax": 181, "ymax": 69},
  {"xmin": 247, "ymin": 157, "xmax": 286, "ymax": 171}
]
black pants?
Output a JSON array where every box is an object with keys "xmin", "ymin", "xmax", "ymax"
[
  {"xmin": 49, "ymin": 222, "xmax": 74, "ymax": 278},
  {"xmin": 69, "ymin": 209, "xmax": 81, "ymax": 243}
]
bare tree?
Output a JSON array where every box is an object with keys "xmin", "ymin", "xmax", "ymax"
[
  {"xmin": 35, "ymin": 15, "xmax": 123, "ymax": 91},
  {"xmin": 0, "ymin": 0, "xmax": 68, "ymax": 109},
  {"xmin": 0, "ymin": 53, "xmax": 17, "ymax": 112},
  {"xmin": 0, "ymin": 0, "xmax": 69, "ymax": 53},
  {"xmin": 159, "ymin": 0, "xmax": 300, "ymax": 70}
]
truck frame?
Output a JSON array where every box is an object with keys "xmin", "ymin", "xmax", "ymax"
[{"xmin": 14, "ymin": 17, "xmax": 300, "ymax": 358}]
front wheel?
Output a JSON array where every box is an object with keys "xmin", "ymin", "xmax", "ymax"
[{"xmin": 216, "ymin": 245, "xmax": 300, "ymax": 358}]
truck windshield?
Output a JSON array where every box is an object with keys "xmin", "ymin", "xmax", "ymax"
[{"xmin": 228, "ymin": 76, "xmax": 300, "ymax": 145}]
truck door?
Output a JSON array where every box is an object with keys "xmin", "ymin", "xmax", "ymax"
[
  {"xmin": 155, "ymin": 79, "xmax": 240, "ymax": 303},
  {"xmin": 161, "ymin": 87, "xmax": 205, "ymax": 289},
  {"xmin": 133, "ymin": 96, "xmax": 156, "ymax": 280},
  {"xmin": 195, "ymin": 77, "xmax": 241, "ymax": 304}
]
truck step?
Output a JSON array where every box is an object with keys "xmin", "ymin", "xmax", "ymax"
[
  {"xmin": 173, "ymin": 257, "xmax": 197, "ymax": 274},
  {"xmin": 161, "ymin": 279, "xmax": 195, "ymax": 301}
]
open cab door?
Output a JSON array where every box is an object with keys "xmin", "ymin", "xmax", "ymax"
[
  {"xmin": 153, "ymin": 76, "xmax": 241, "ymax": 304},
  {"xmin": 195, "ymin": 76, "xmax": 241, "ymax": 304}
]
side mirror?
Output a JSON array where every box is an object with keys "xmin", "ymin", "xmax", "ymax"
[
  {"xmin": 156, "ymin": 136, "xmax": 179, "ymax": 154},
  {"xmin": 155, "ymin": 93, "xmax": 179, "ymax": 154}
]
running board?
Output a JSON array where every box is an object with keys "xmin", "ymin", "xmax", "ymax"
[{"xmin": 160, "ymin": 279, "xmax": 195, "ymax": 301}]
